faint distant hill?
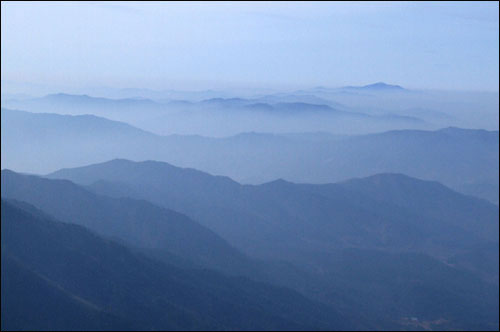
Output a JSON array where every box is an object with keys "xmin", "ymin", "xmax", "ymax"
[
  {"xmin": 1, "ymin": 107, "xmax": 155, "ymax": 139},
  {"xmin": 196, "ymin": 97, "xmax": 360, "ymax": 116},
  {"xmin": 254, "ymin": 93, "xmax": 342, "ymax": 107},
  {"xmin": 293, "ymin": 82, "xmax": 407, "ymax": 95},
  {"xmin": 2, "ymin": 93, "xmax": 164, "ymax": 116},
  {"xmin": 83, "ymin": 87, "xmax": 242, "ymax": 101},
  {"xmin": 342, "ymin": 82, "xmax": 407, "ymax": 91}
]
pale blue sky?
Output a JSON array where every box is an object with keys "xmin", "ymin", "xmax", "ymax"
[{"xmin": 1, "ymin": 1, "xmax": 499, "ymax": 92}]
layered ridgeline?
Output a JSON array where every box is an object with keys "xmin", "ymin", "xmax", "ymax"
[
  {"xmin": 2, "ymin": 108, "xmax": 498, "ymax": 203},
  {"xmin": 46, "ymin": 160, "xmax": 499, "ymax": 273},
  {"xmin": 3, "ymin": 167, "xmax": 499, "ymax": 330},
  {"xmin": 1, "ymin": 199, "xmax": 351, "ymax": 331},
  {"xmin": 3, "ymin": 85, "xmax": 498, "ymax": 133},
  {"xmin": 1, "ymin": 92, "xmax": 428, "ymax": 137},
  {"xmin": 0, "ymin": 169, "xmax": 250, "ymax": 274}
]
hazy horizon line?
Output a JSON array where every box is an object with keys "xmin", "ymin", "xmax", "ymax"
[{"xmin": 2, "ymin": 79, "xmax": 499, "ymax": 96}]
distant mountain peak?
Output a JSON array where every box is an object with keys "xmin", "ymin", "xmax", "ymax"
[
  {"xmin": 365, "ymin": 82, "xmax": 404, "ymax": 89},
  {"xmin": 47, "ymin": 93, "xmax": 91, "ymax": 99},
  {"xmin": 343, "ymin": 82, "xmax": 406, "ymax": 91},
  {"xmin": 201, "ymin": 97, "xmax": 247, "ymax": 103},
  {"xmin": 262, "ymin": 178, "xmax": 294, "ymax": 186}
]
